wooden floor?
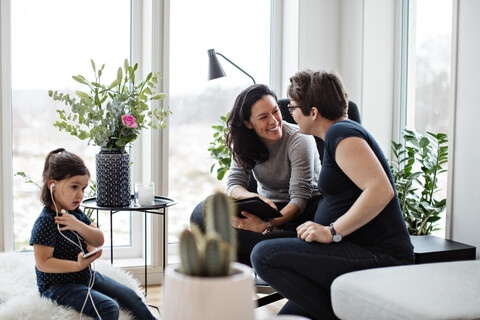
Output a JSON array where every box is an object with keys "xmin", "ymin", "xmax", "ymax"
[{"xmin": 143, "ymin": 284, "xmax": 286, "ymax": 319}]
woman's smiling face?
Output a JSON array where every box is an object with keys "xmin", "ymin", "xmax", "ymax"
[{"xmin": 244, "ymin": 95, "xmax": 283, "ymax": 145}]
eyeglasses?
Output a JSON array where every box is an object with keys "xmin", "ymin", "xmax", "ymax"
[{"xmin": 287, "ymin": 104, "xmax": 301, "ymax": 114}]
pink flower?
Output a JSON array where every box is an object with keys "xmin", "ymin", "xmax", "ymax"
[{"xmin": 122, "ymin": 115, "xmax": 138, "ymax": 128}]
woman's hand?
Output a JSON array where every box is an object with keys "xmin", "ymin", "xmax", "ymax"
[
  {"xmin": 296, "ymin": 221, "xmax": 332, "ymax": 243},
  {"xmin": 234, "ymin": 211, "xmax": 267, "ymax": 233}
]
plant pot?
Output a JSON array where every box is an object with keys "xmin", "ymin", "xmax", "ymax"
[
  {"xmin": 95, "ymin": 148, "xmax": 131, "ymax": 207},
  {"xmin": 162, "ymin": 262, "xmax": 256, "ymax": 320}
]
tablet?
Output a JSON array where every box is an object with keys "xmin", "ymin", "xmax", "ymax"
[{"xmin": 235, "ymin": 197, "xmax": 282, "ymax": 220}]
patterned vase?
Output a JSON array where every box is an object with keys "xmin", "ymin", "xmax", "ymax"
[{"xmin": 96, "ymin": 148, "xmax": 131, "ymax": 207}]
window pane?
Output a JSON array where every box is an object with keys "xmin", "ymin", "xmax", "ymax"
[
  {"xmin": 12, "ymin": 0, "xmax": 132, "ymax": 251},
  {"xmin": 408, "ymin": 0, "xmax": 452, "ymax": 133},
  {"xmin": 168, "ymin": 0, "xmax": 272, "ymax": 243},
  {"xmin": 406, "ymin": 0, "xmax": 452, "ymax": 235}
]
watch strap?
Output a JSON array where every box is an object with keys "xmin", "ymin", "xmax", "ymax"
[
  {"xmin": 262, "ymin": 219, "xmax": 273, "ymax": 235},
  {"xmin": 329, "ymin": 222, "xmax": 342, "ymax": 242}
]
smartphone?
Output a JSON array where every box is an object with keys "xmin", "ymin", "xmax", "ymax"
[{"xmin": 83, "ymin": 247, "xmax": 102, "ymax": 258}]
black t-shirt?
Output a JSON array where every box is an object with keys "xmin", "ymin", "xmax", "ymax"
[
  {"xmin": 30, "ymin": 207, "xmax": 92, "ymax": 294},
  {"xmin": 314, "ymin": 120, "xmax": 414, "ymax": 260}
]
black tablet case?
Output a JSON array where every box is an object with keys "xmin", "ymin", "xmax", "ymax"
[{"xmin": 235, "ymin": 197, "xmax": 282, "ymax": 219}]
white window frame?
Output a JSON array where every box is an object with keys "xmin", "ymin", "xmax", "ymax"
[{"xmin": 1, "ymin": 0, "xmax": 13, "ymax": 252}]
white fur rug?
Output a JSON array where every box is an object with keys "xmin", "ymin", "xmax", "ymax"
[{"xmin": 0, "ymin": 251, "xmax": 144, "ymax": 320}]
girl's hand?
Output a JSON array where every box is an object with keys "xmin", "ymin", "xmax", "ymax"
[
  {"xmin": 76, "ymin": 249, "xmax": 102, "ymax": 270},
  {"xmin": 54, "ymin": 211, "xmax": 82, "ymax": 232},
  {"xmin": 296, "ymin": 221, "xmax": 332, "ymax": 243},
  {"xmin": 234, "ymin": 211, "xmax": 267, "ymax": 233}
]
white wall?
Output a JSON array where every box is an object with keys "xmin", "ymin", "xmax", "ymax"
[
  {"xmin": 450, "ymin": 0, "xmax": 480, "ymax": 257},
  {"xmin": 298, "ymin": 0, "xmax": 341, "ymax": 72},
  {"xmin": 296, "ymin": 0, "xmax": 396, "ymax": 155},
  {"xmin": 339, "ymin": 0, "xmax": 364, "ymax": 105},
  {"xmin": 361, "ymin": 0, "xmax": 396, "ymax": 154}
]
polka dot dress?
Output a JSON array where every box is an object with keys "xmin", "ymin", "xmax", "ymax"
[{"xmin": 29, "ymin": 207, "xmax": 92, "ymax": 294}]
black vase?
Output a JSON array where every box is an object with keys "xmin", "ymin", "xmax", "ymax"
[{"xmin": 96, "ymin": 148, "xmax": 131, "ymax": 207}]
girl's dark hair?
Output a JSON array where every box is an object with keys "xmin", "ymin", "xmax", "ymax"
[
  {"xmin": 288, "ymin": 69, "xmax": 348, "ymax": 120},
  {"xmin": 226, "ymin": 84, "xmax": 278, "ymax": 171},
  {"xmin": 41, "ymin": 148, "xmax": 90, "ymax": 207}
]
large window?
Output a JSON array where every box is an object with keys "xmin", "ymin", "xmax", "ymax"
[
  {"xmin": 403, "ymin": 0, "xmax": 453, "ymax": 235},
  {"xmin": 168, "ymin": 0, "xmax": 272, "ymax": 244},
  {"xmin": 405, "ymin": 0, "xmax": 452, "ymax": 133},
  {"xmin": 11, "ymin": 0, "xmax": 138, "ymax": 257}
]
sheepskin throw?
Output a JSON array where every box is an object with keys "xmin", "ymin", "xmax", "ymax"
[{"xmin": 0, "ymin": 251, "xmax": 145, "ymax": 320}]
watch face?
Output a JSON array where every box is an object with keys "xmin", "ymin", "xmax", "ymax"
[{"xmin": 333, "ymin": 234, "xmax": 342, "ymax": 242}]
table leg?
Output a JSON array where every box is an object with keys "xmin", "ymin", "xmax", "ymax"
[
  {"xmin": 145, "ymin": 211, "xmax": 148, "ymax": 296},
  {"xmin": 110, "ymin": 210, "xmax": 113, "ymax": 265},
  {"xmin": 163, "ymin": 212, "xmax": 166, "ymax": 270}
]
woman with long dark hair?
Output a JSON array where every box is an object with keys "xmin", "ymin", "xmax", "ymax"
[{"xmin": 191, "ymin": 84, "xmax": 321, "ymax": 265}]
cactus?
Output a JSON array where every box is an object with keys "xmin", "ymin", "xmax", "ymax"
[{"xmin": 179, "ymin": 192, "xmax": 237, "ymax": 277}]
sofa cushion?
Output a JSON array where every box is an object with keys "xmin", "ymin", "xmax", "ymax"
[{"xmin": 331, "ymin": 260, "xmax": 480, "ymax": 320}]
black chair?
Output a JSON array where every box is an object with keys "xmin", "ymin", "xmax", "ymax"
[{"xmin": 253, "ymin": 98, "xmax": 361, "ymax": 308}]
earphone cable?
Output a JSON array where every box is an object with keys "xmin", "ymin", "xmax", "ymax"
[{"xmin": 50, "ymin": 185, "xmax": 101, "ymax": 320}]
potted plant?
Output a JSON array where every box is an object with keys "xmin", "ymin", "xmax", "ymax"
[
  {"xmin": 162, "ymin": 192, "xmax": 255, "ymax": 320},
  {"xmin": 208, "ymin": 112, "xmax": 231, "ymax": 180},
  {"xmin": 390, "ymin": 128, "xmax": 448, "ymax": 235},
  {"xmin": 49, "ymin": 59, "xmax": 170, "ymax": 206}
]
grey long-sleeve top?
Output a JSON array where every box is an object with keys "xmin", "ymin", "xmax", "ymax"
[{"xmin": 227, "ymin": 121, "xmax": 321, "ymax": 213}]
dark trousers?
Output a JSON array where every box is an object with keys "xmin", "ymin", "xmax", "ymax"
[
  {"xmin": 190, "ymin": 195, "xmax": 321, "ymax": 266},
  {"xmin": 42, "ymin": 271, "xmax": 156, "ymax": 320},
  {"xmin": 251, "ymin": 238, "xmax": 414, "ymax": 319}
]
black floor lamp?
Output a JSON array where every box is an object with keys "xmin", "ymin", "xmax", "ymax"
[{"xmin": 207, "ymin": 49, "xmax": 256, "ymax": 84}]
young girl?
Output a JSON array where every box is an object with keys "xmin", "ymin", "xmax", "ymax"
[{"xmin": 30, "ymin": 148, "xmax": 157, "ymax": 320}]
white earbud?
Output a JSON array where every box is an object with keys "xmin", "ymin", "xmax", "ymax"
[
  {"xmin": 61, "ymin": 209, "xmax": 67, "ymax": 214},
  {"xmin": 50, "ymin": 183, "xmax": 55, "ymax": 191}
]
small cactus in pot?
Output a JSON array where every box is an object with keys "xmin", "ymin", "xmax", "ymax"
[{"xmin": 179, "ymin": 191, "xmax": 237, "ymax": 277}]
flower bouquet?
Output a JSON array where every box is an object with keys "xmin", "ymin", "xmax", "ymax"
[
  {"xmin": 49, "ymin": 59, "xmax": 170, "ymax": 206},
  {"xmin": 49, "ymin": 59, "xmax": 170, "ymax": 153}
]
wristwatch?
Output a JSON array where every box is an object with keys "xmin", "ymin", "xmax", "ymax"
[
  {"xmin": 329, "ymin": 223, "xmax": 342, "ymax": 243},
  {"xmin": 262, "ymin": 219, "xmax": 273, "ymax": 235}
]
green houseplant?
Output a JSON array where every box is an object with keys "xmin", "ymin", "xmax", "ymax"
[
  {"xmin": 162, "ymin": 192, "xmax": 255, "ymax": 320},
  {"xmin": 208, "ymin": 113, "xmax": 231, "ymax": 180},
  {"xmin": 49, "ymin": 59, "xmax": 170, "ymax": 154},
  {"xmin": 390, "ymin": 128, "xmax": 448, "ymax": 235}
]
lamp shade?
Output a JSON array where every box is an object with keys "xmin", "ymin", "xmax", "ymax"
[{"xmin": 207, "ymin": 49, "xmax": 226, "ymax": 81}]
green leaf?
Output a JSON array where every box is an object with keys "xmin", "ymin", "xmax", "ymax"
[
  {"xmin": 117, "ymin": 67, "xmax": 123, "ymax": 84},
  {"xmin": 108, "ymin": 79, "xmax": 119, "ymax": 89},
  {"xmin": 76, "ymin": 91, "xmax": 91, "ymax": 100},
  {"xmin": 151, "ymin": 93, "xmax": 167, "ymax": 100},
  {"xmin": 72, "ymin": 75, "xmax": 88, "ymax": 85}
]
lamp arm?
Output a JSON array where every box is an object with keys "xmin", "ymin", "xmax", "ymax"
[{"xmin": 215, "ymin": 52, "xmax": 256, "ymax": 84}]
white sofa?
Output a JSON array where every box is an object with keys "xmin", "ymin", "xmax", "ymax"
[{"xmin": 331, "ymin": 260, "xmax": 480, "ymax": 320}]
